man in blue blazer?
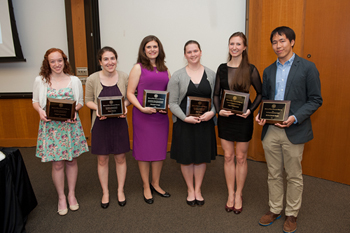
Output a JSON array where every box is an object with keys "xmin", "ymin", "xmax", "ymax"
[{"xmin": 256, "ymin": 26, "xmax": 322, "ymax": 233}]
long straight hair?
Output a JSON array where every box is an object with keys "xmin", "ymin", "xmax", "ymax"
[
  {"xmin": 137, "ymin": 35, "xmax": 167, "ymax": 72},
  {"xmin": 228, "ymin": 32, "xmax": 251, "ymax": 92}
]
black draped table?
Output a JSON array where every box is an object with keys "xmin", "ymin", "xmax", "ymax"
[{"xmin": 0, "ymin": 148, "xmax": 37, "ymax": 233}]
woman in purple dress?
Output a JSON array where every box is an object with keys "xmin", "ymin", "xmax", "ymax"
[
  {"xmin": 127, "ymin": 35, "xmax": 171, "ymax": 204},
  {"xmin": 85, "ymin": 47, "xmax": 130, "ymax": 208}
]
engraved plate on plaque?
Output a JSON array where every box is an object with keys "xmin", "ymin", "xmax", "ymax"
[
  {"xmin": 259, "ymin": 100, "xmax": 291, "ymax": 124},
  {"xmin": 143, "ymin": 90, "xmax": 169, "ymax": 113},
  {"xmin": 97, "ymin": 96, "xmax": 125, "ymax": 117},
  {"xmin": 46, "ymin": 98, "xmax": 76, "ymax": 121},
  {"xmin": 185, "ymin": 96, "xmax": 211, "ymax": 117},
  {"xmin": 220, "ymin": 90, "xmax": 250, "ymax": 114}
]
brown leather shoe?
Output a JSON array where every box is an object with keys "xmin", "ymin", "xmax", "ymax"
[
  {"xmin": 259, "ymin": 211, "xmax": 281, "ymax": 226},
  {"xmin": 283, "ymin": 216, "xmax": 297, "ymax": 233}
]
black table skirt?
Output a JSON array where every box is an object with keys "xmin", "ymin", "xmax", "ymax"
[{"xmin": 0, "ymin": 148, "xmax": 37, "ymax": 233}]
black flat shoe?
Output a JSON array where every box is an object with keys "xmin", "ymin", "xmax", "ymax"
[
  {"xmin": 144, "ymin": 195, "xmax": 154, "ymax": 204},
  {"xmin": 196, "ymin": 199, "xmax": 205, "ymax": 206},
  {"xmin": 186, "ymin": 199, "xmax": 196, "ymax": 207},
  {"xmin": 150, "ymin": 183, "xmax": 171, "ymax": 198},
  {"xmin": 118, "ymin": 199, "xmax": 126, "ymax": 207},
  {"xmin": 101, "ymin": 202, "xmax": 109, "ymax": 209}
]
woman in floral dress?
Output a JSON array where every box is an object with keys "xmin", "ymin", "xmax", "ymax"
[{"xmin": 32, "ymin": 48, "xmax": 88, "ymax": 215}]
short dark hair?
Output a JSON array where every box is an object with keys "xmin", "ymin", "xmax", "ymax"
[
  {"xmin": 270, "ymin": 26, "xmax": 296, "ymax": 44},
  {"xmin": 98, "ymin": 46, "xmax": 118, "ymax": 61}
]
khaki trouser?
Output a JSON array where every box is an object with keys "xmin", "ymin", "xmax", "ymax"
[{"xmin": 262, "ymin": 125, "xmax": 304, "ymax": 217}]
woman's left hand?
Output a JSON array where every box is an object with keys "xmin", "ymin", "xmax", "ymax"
[
  {"xmin": 236, "ymin": 109, "xmax": 251, "ymax": 118},
  {"xmin": 119, "ymin": 106, "xmax": 128, "ymax": 118},
  {"xmin": 199, "ymin": 111, "xmax": 215, "ymax": 122}
]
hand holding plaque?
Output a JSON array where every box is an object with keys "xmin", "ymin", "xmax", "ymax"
[
  {"xmin": 46, "ymin": 98, "xmax": 76, "ymax": 121},
  {"xmin": 220, "ymin": 90, "xmax": 249, "ymax": 114},
  {"xmin": 97, "ymin": 96, "xmax": 125, "ymax": 118},
  {"xmin": 259, "ymin": 100, "xmax": 291, "ymax": 124},
  {"xmin": 143, "ymin": 90, "xmax": 169, "ymax": 113},
  {"xmin": 186, "ymin": 96, "xmax": 211, "ymax": 117}
]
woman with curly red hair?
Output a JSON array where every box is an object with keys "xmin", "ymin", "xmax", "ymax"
[{"xmin": 32, "ymin": 48, "xmax": 88, "ymax": 215}]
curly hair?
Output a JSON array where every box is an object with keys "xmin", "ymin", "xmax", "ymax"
[
  {"xmin": 227, "ymin": 32, "xmax": 251, "ymax": 92},
  {"xmin": 137, "ymin": 35, "xmax": 167, "ymax": 72},
  {"xmin": 39, "ymin": 48, "xmax": 73, "ymax": 85}
]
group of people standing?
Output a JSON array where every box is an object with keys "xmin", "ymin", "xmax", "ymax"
[{"xmin": 33, "ymin": 26, "xmax": 322, "ymax": 233}]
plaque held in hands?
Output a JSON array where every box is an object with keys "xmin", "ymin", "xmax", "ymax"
[
  {"xmin": 97, "ymin": 96, "xmax": 125, "ymax": 117},
  {"xmin": 220, "ymin": 90, "xmax": 250, "ymax": 114},
  {"xmin": 259, "ymin": 100, "xmax": 291, "ymax": 124},
  {"xmin": 143, "ymin": 90, "xmax": 169, "ymax": 113},
  {"xmin": 186, "ymin": 96, "xmax": 211, "ymax": 117},
  {"xmin": 46, "ymin": 98, "xmax": 76, "ymax": 121}
]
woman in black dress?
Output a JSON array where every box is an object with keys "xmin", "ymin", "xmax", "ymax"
[
  {"xmin": 168, "ymin": 40, "xmax": 217, "ymax": 207},
  {"xmin": 214, "ymin": 32, "xmax": 262, "ymax": 213},
  {"xmin": 85, "ymin": 47, "xmax": 130, "ymax": 208}
]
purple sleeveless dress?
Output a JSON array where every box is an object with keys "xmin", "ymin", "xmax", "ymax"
[{"xmin": 132, "ymin": 65, "xmax": 169, "ymax": 161}]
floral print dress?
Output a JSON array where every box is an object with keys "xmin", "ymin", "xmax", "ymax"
[{"xmin": 35, "ymin": 86, "xmax": 88, "ymax": 162}]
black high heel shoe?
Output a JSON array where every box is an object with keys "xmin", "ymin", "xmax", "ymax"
[
  {"xmin": 150, "ymin": 183, "xmax": 171, "ymax": 198},
  {"xmin": 101, "ymin": 202, "xmax": 109, "ymax": 209},
  {"xmin": 143, "ymin": 187, "xmax": 154, "ymax": 204},
  {"xmin": 118, "ymin": 199, "xmax": 126, "ymax": 207}
]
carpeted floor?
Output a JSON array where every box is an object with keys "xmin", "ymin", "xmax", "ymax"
[{"xmin": 20, "ymin": 147, "xmax": 350, "ymax": 233}]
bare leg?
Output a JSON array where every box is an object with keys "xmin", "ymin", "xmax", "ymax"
[
  {"xmin": 52, "ymin": 161, "xmax": 67, "ymax": 211},
  {"xmin": 194, "ymin": 163, "xmax": 206, "ymax": 201},
  {"xmin": 221, "ymin": 139, "xmax": 236, "ymax": 207},
  {"xmin": 150, "ymin": 160, "xmax": 166, "ymax": 194},
  {"xmin": 138, "ymin": 161, "xmax": 152, "ymax": 199},
  {"xmin": 98, "ymin": 155, "xmax": 110, "ymax": 204},
  {"xmin": 65, "ymin": 158, "xmax": 78, "ymax": 206},
  {"xmin": 114, "ymin": 153, "xmax": 126, "ymax": 201},
  {"xmin": 181, "ymin": 164, "xmax": 195, "ymax": 201},
  {"xmin": 234, "ymin": 141, "xmax": 249, "ymax": 209}
]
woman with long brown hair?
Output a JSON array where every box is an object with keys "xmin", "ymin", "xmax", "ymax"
[
  {"xmin": 32, "ymin": 48, "xmax": 88, "ymax": 215},
  {"xmin": 214, "ymin": 32, "xmax": 262, "ymax": 214},
  {"xmin": 127, "ymin": 35, "xmax": 171, "ymax": 204}
]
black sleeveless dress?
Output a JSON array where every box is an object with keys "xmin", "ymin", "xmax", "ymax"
[
  {"xmin": 170, "ymin": 72, "xmax": 217, "ymax": 165},
  {"xmin": 214, "ymin": 63, "xmax": 262, "ymax": 142}
]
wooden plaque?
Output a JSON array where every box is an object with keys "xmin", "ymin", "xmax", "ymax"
[
  {"xmin": 259, "ymin": 100, "xmax": 291, "ymax": 124},
  {"xmin": 143, "ymin": 90, "xmax": 169, "ymax": 113},
  {"xmin": 220, "ymin": 90, "xmax": 250, "ymax": 114},
  {"xmin": 97, "ymin": 96, "xmax": 125, "ymax": 117},
  {"xmin": 186, "ymin": 96, "xmax": 211, "ymax": 117},
  {"xmin": 46, "ymin": 98, "xmax": 76, "ymax": 121}
]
